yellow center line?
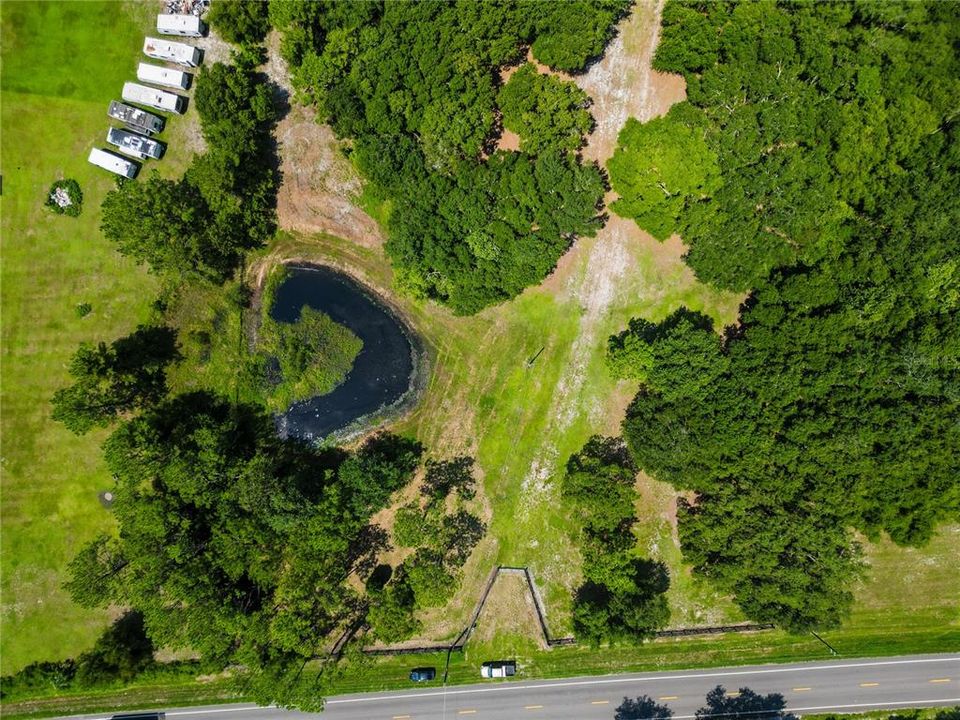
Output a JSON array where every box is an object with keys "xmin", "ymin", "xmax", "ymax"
[
  {"xmin": 793, "ymin": 687, "xmax": 812, "ymax": 692},
  {"xmin": 524, "ymin": 705, "xmax": 543, "ymax": 710},
  {"xmin": 930, "ymin": 678, "xmax": 952, "ymax": 683},
  {"xmin": 392, "ymin": 716, "xmax": 411, "ymax": 719},
  {"xmin": 860, "ymin": 682, "xmax": 880, "ymax": 687},
  {"xmin": 726, "ymin": 692, "xmax": 741, "ymax": 698},
  {"xmin": 659, "ymin": 695, "xmax": 679, "ymax": 701},
  {"xmin": 458, "ymin": 711, "xmax": 478, "ymax": 715},
  {"xmin": 591, "ymin": 700, "xmax": 610, "ymax": 705}
]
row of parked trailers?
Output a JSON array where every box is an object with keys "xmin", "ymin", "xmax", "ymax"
[{"xmin": 87, "ymin": 14, "xmax": 206, "ymax": 178}]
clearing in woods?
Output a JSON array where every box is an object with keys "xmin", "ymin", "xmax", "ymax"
[
  {"xmin": 262, "ymin": 0, "xmax": 959, "ymax": 661},
  {"xmin": 1, "ymin": 0, "xmax": 957, "ymax": 689}
]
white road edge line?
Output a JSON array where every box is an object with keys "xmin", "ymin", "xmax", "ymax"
[
  {"xmin": 322, "ymin": 656, "xmax": 960, "ymax": 705},
  {"xmin": 65, "ymin": 655, "xmax": 960, "ymax": 719}
]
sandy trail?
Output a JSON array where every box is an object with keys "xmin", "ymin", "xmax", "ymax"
[
  {"xmin": 519, "ymin": 0, "xmax": 685, "ymax": 511},
  {"xmin": 263, "ymin": 32, "xmax": 385, "ymax": 248}
]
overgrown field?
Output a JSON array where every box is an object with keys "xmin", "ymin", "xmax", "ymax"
[
  {"xmin": 0, "ymin": 1, "xmax": 198, "ymax": 673},
  {"xmin": 250, "ymin": 230, "xmax": 960, "ymax": 659}
]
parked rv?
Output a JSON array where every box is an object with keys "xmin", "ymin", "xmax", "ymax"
[
  {"xmin": 143, "ymin": 36, "xmax": 201, "ymax": 67},
  {"xmin": 88, "ymin": 148, "xmax": 139, "ymax": 178},
  {"xmin": 108, "ymin": 101, "xmax": 165, "ymax": 135},
  {"xmin": 137, "ymin": 62, "xmax": 191, "ymax": 90},
  {"xmin": 107, "ymin": 127, "xmax": 164, "ymax": 160},
  {"xmin": 122, "ymin": 82, "xmax": 185, "ymax": 114},
  {"xmin": 156, "ymin": 13, "xmax": 205, "ymax": 37}
]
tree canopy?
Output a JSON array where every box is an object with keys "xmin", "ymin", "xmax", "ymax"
[
  {"xmin": 270, "ymin": 0, "xmax": 624, "ymax": 313},
  {"xmin": 497, "ymin": 63, "xmax": 593, "ymax": 154},
  {"xmin": 607, "ymin": 103, "xmax": 719, "ymax": 240},
  {"xmin": 51, "ymin": 325, "xmax": 180, "ymax": 434},
  {"xmin": 609, "ymin": 1, "xmax": 960, "ymax": 632},
  {"xmin": 65, "ymin": 392, "xmax": 423, "ymax": 709},
  {"xmin": 562, "ymin": 437, "xmax": 670, "ymax": 645},
  {"xmin": 207, "ymin": 0, "xmax": 270, "ymax": 46}
]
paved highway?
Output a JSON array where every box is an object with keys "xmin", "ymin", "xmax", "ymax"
[{"xmin": 62, "ymin": 654, "xmax": 959, "ymax": 720}]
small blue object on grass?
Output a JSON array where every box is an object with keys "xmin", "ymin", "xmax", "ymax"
[{"xmin": 409, "ymin": 667, "xmax": 436, "ymax": 682}]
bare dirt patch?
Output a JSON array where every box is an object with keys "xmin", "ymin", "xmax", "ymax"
[
  {"xmin": 495, "ymin": 128, "xmax": 521, "ymax": 153},
  {"xmin": 500, "ymin": 48, "xmax": 575, "ymax": 85},
  {"xmin": 261, "ymin": 31, "xmax": 384, "ymax": 248},
  {"xmin": 575, "ymin": 0, "xmax": 686, "ymax": 164},
  {"xmin": 274, "ymin": 105, "xmax": 384, "ymax": 248},
  {"xmin": 472, "ymin": 572, "xmax": 548, "ymax": 649}
]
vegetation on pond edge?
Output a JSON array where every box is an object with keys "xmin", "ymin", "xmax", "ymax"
[{"xmin": 253, "ymin": 265, "xmax": 363, "ymax": 413}]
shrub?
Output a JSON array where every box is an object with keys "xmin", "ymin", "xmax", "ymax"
[{"xmin": 45, "ymin": 179, "xmax": 82, "ymax": 217}]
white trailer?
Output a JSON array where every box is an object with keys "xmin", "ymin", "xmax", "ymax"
[
  {"xmin": 137, "ymin": 62, "xmax": 191, "ymax": 90},
  {"xmin": 88, "ymin": 148, "xmax": 139, "ymax": 178},
  {"xmin": 143, "ymin": 36, "xmax": 201, "ymax": 67},
  {"xmin": 156, "ymin": 13, "xmax": 205, "ymax": 37},
  {"xmin": 122, "ymin": 82, "xmax": 185, "ymax": 114}
]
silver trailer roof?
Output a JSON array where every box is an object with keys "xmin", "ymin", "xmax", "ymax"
[
  {"xmin": 107, "ymin": 127, "xmax": 163, "ymax": 160},
  {"xmin": 108, "ymin": 101, "xmax": 165, "ymax": 133}
]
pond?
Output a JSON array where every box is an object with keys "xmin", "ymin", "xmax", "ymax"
[{"xmin": 269, "ymin": 264, "xmax": 419, "ymax": 441}]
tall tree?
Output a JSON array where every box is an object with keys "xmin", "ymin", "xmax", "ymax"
[
  {"xmin": 609, "ymin": 0, "xmax": 960, "ymax": 632},
  {"xmin": 51, "ymin": 325, "xmax": 180, "ymax": 434}
]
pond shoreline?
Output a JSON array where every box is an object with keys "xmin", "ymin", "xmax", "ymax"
[{"xmin": 252, "ymin": 260, "xmax": 429, "ymax": 445}]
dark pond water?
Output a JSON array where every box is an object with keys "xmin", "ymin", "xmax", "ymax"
[{"xmin": 270, "ymin": 265, "xmax": 416, "ymax": 441}]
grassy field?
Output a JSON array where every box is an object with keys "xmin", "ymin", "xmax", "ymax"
[
  {"xmin": 253, "ymin": 231, "xmax": 960, "ymax": 653},
  {"xmin": 3, "ymin": 0, "xmax": 958, "ymax": 702},
  {"xmin": 0, "ymin": 0, "xmax": 199, "ymax": 674}
]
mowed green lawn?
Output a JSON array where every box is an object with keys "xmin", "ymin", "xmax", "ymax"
[{"xmin": 1, "ymin": 1, "xmax": 195, "ymax": 673}]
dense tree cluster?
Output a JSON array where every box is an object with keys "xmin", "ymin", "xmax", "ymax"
[
  {"xmin": 51, "ymin": 325, "xmax": 180, "ymax": 434},
  {"xmin": 609, "ymin": 1, "xmax": 960, "ymax": 631},
  {"xmin": 607, "ymin": 103, "xmax": 718, "ymax": 241},
  {"xmin": 367, "ymin": 457, "xmax": 485, "ymax": 642},
  {"xmin": 497, "ymin": 64, "xmax": 593, "ymax": 154},
  {"xmin": 270, "ymin": 0, "xmax": 624, "ymax": 313},
  {"xmin": 562, "ymin": 437, "xmax": 669, "ymax": 645},
  {"xmin": 101, "ymin": 58, "xmax": 277, "ymax": 281},
  {"xmin": 65, "ymin": 392, "xmax": 423, "ymax": 709},
  {"xmin": 207, "ymin": 0, "xmax": 270, "ymax": 46}
]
